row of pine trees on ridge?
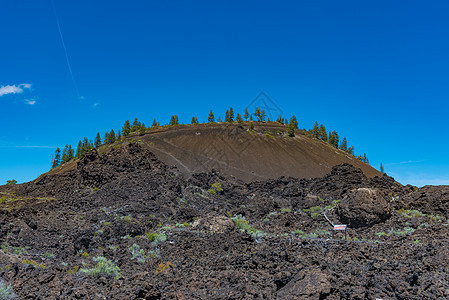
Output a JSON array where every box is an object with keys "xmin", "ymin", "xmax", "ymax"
[{"xmin": 51, "ymin": 107, "xmax": 370, "ymax": 169}]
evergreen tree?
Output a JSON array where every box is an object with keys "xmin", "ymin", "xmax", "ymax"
[
  {"xmin": 229, "ymin": 107, "xmax": 234, "ymax": 122},
  {"xmin": 380, "ymin": 162, "xmax": 384, "ymax": 173},
  {"xmin": 217, "ymin": 115, "xmax": 222, "ymax": 122},
  {"xmin": 169, "ymin": 115, "xmax": 179, "ymax": 126},
  {"xmin": 117, "ymin": 130, "xmax": 122, "ymax": 140},
  {"xmin": 288, "ymin": 118, "xmax": 296, "ymax": 137},
  {"xmin": 347, "ymin": 145, "xmax": 355, "ymax": 155},
  {"xmin": 312, "ymin": 121, "xmax": 320, "ymax": 139},
  {"xmin": 152, "ymin": 119, "xmax": 158, "ymax": 127},
  {"xmin": 76, "ymin": 140, "xmax": 83, "ymax": 158},
  {"xmin": 318, "ymin": 124, "xmax": 327, "ymax": 141},
  {"xmin": 52, "ymin": 148, "xmax": 61, "ymax": 169},
  {"xmin": 291, "ymin": 115, "xmax": 298, "ymax": 129},
  {"xmin": 329, "ymin": 131, "xmax": 339, "ymax": 148},
  {"xmin": 244, "ymin": 108, "xmax": 250, "ymax": 121},
  {"xmin": 109, "ymin": 130, "xmax": 116, "ymax": 144},
  {"xmin": 104, "ymin": 131, "xmax": 109, "ymax": 143},
  {"xmin": 254, "ymin": 107, "xmax": 266, "ymax": 122},
  {"xmin": 340, "ymin": 137, "xmax": 348, "ymax": 151},
  {"xmin": 95, "ymin": 132, "xmax": 102, "ymax": 148},
  {"xmin": 61, "ymin": 145, "xmax": 69, "ymax": 164},
  {"xmin": 67, "ymin": 145, "xmax": 74, "ymax": 161},
  {"xmin": 191, "ymin": 116, "xmax": 199, "ymax": 124},
  {"xmin": 236, "ymin": 113, "xmax": 243, "ymax": 123},
  {"xmin": 132, "ymin": 118, "xmax": 140, "ymax": 131},
  {"xmin": 250, "ymin": 115, "xmax": 253, "ymax": 121},
  {"xmin": 208, "ymin": 110, "xmax": 215, "ymax": 123},
  {"xmin": 225, "ymin": 109, "xmax": 230, "ymax": 122},
  {"xmin": 139, "ymin": 125, "xmax": 146, "ymax": 136},
  {"xmin": 123, "ymin": 120, "xmax": 131, "ymax": 136}
]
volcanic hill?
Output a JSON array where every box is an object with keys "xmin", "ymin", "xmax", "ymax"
[
  {"xmin": 45, "ymin": 122, "xmax": 381, "ymax": 182},
  {"xmin": 0, "ymin": 123, "xmax": 448, "ymax": 299}
]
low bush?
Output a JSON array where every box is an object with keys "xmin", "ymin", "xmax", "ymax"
[
  {"xmin": 0, "ymin": 280, "xmax": 16, "ymax": 299},
  {"xmin": 80, "ymin": 256, "xmax": 121, "ymax": 279}
]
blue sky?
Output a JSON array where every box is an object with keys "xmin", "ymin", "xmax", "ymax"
[{"xmin": 1, "ymin": 0, "xmax": 448, "ymax": 186}]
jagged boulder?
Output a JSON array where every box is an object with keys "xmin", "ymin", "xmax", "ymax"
[{"xmin": 337, "ymin": 188, "xmax": 391, "ymax": 228}]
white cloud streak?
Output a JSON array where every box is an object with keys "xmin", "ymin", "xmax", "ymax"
[
  {"xmin": 0, "ymin": 83, "xmax": 32, "ymax": 96},
  {"xmin": 25, "ymin": 98, "xmax": 37, "ymax": 105}
]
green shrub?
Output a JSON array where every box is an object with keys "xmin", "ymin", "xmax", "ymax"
[
  {"xmin": 80, "ymin": 256, "xmax": 121, "ymax": 279},
  {"xmin": 207, "ymin": 182, "xmax": 223, "ymax": 195},
  {"xmin": 0, "ymin": 280, "xmax": 16, "ymax": 299},
  {"xmin": 280, "ymin": 208, "xmax": 291, "ymax": 214},
  {"xmin": 5, "ymin": 180, "xmax": 17, "ymax": 185},
  {"xmin": 311, "ymin": 212, "xmax": 319, "ymax": 218},
  {"xmin": 231, "ymin": 215, "xmax": 266, "ymax": 243},
  {"xmin": 129, "ymin": 244, "xmax": 146, "ymax": 264},
  {"xmin": 146, "ymin": 232, "xmax": 167, "ymax": 244},
  {"xmin": 293, "ymin": 229, "xmax": 304, "ymax": 237}
]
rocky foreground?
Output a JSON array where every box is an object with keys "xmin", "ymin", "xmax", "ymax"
[{"xmin": 0, "ymin": 141, "xmax": 448, "ymax": 299}]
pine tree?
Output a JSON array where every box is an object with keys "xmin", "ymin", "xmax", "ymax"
[
  {"xmin": 52, "ymin": 148, "xmax": 61, "ymax": 169},
  {"xmin": 380, "ymin": 162, "xmax": 384, "ymax": 173},
  {"xmin": 236, "ymin": 113, "xmax": 243, "ymax": 123},
  {"xmin": 95, "ymin": 132, "xmax": 102, "ymax": 148},
  {"xmin": 340, "ymin": 137, "xmax": 348, "ymax": 151},
  {"xmin": 76, "ymin": 140, "xmax": 83, "ymax": 158},
  {"xmin": 104, "ymin": 131, "xmax": 109, "ymax": 143},
  {"xmin": 347, "ymin": 145, "xmax": 354, "ymax": 155},
  {"xmin": 169, "ymin": 115, "xmax": 179, "ymax": 126},
  {"xmin": 254, "ymin": 107, "xmax": 266, "ymax": 122},
  {"xmin": 229, "ymin": 107, "xmax": 234, "ymax": 122},
  {"xmin": 217, "ymin": 115, "xmax": 222, "ymax": 122},
  {"xmin": 244, "ymin": 108, "xmax": 249, "ymax": 121},
  {"xmin": 61, "ymin": 145, "xmax": 69, "ymax": 164},
  {"xmin": 117, "ymin": 130, "xmax": 122, "ymax": 140},
  {"xmin": 312, "ymin": 122, "xmax": 320, "ymax": 139},
  {"xmin": 139, "ymin": 125, "xmax": 146, "ymax": 136},
  {"xmin": 287, "ymin": 118, "xmax": 296, "ymax": 137},
  {"xmin": 225, "ymin": 109, "xmax": 230, "ymax": 122},
  {"xmin": 291, "ymin": 115, "xmax": 298, "ymax": 129},
  {"xmin": 152, "ymin": 119, "xmax": 158, "ymax": 127},
  {"xmin": 109, "ymin": 130, "xmax": 116, "ymax": 144},
  {"xmin": 319, "ymin": 124, "xmax": 327, "ymax": 141},
  {"xmin": 123, "ymin": 120, "xmax": 131, "ymax": 136},
  {"xmin": 67, "ymin": 145, "xmax": 74, "ymax": 161},
  {"xmin": 329, "ymin": 131, "xmax": 339, "ymax": 148},
  {"xmin": 132, "ymin": 118, "xmax": 140, "ymax": 132},
  {"xmin": 208, "ymin": 110, "xmax": 215, "ymax": 123},
  {"xmin": 191, "ymin": 116, "xmax": 199, "ymax": 124}
]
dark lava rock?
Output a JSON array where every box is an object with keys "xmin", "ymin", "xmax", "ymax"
[
  {"xmin": 403, "ymin": 185, "xmax": 449, "ymax": 215},
  {"xmin": 337, "ymin": 188, "xmax": 391, "ymax": 228},
  {"xmin": 276, "ymin": 268, "xmax": 331, "ymax": 300}
]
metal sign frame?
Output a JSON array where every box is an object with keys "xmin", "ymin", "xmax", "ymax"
[{"xmin": 332, "ymin": 224, "xmax": 348, "ymax": 240}]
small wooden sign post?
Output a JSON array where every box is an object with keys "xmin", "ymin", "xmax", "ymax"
[{"xmin": 333, "ymin": 224, "xmax": 348, "ymax": 240}]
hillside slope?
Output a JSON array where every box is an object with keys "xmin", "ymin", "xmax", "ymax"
[{"xmin": 48, "ymin": 122, "xmax": 379, "ymax": 182}]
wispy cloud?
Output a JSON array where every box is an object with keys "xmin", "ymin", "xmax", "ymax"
[
  {"xmin": 0, "ymin": 145, "xmax": 56, "ymax": 149},
  {"xmin": 0, "ymin": 83, "xmax": 32, "ymax": 96},
  {"xmin": 92, "ymin": 102, "xmax": 100, "ymax": 108},
  {"xmin": 385, "ymin": 160, "xmax": 426, "ymax": 166},
  {"xmin": 25, "ymin": 98, "xmax": 37, "ymax": 105}
]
